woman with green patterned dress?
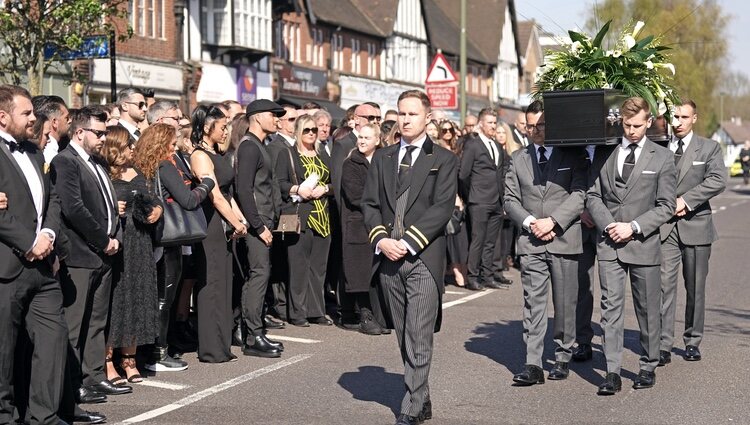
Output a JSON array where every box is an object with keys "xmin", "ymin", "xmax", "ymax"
[{"xmin": 275, "ymin": 114, "xmax": 334, "ymax": 327}]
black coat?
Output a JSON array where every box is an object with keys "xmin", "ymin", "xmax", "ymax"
[{"xmin": 340, "ymin": 149, "xmax": 373, "ymax": 293}]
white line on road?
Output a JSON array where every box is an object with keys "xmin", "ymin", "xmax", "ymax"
[
  {"xmin": 116, "ymin": 354, "xmax": 312, "ymax": 424},
  {"xmin": 442, "ymin": 289, "xmax": 495, "ymax": 309},
  {"xmin": 268, "ymin": 335, "xmax": 321, "ymax": 344},
  {"xmin": 136, "ymin": 380, "xmax": 190, "ymax": 390},
  {"xmin": 445, "ymin": 290, "xmax": 466, "ymax": 295}
]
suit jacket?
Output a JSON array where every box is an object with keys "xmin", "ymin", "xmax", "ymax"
[
  {"xmin": 266, "ymin": 133, "xmax": 294, "ymax": 170},
  {"xmin": 0, "ymin": 140, "xmax": 61, "ymax": 280},
  {"xmin": 504, "ymin": 145, "xmax": 588, "ymax": 255},
  {"xmin": 659, "ymin": 135, "xmax": 726, "ymax": 245},
  {"xmin": 330, "ymin": 132, "xmax": 357, "ymax": 209},
  {"xmin": 510, "ymin": 124, "xmax": 527, "ymax": 147},
  {"xmin": 458, "ymin": 134, "xmax": 508, "ymax": 205},
  {"xmin": 275, "ymin": 146, "xmax": 333, "ymax": 232},
  {"xmin": 362, "ymin": 137, "xmax": 458, "ymax": 295},
  {"xmin": 587, "ymin": 139, "xmax": 677, "ymax": 265},
  {"xmin": 51, "ymin": 145, "xmax": 119, "ymax": 269}
]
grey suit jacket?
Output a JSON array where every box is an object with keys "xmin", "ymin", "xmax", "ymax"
[
  {"xmin": 504, "ymin": 144, "xmax": 588, "ymax": 255},
  {"xmin": 587, "ymin": 138, "xmax": 677, "ymax": 265},
  {"xmin": 659, "ymin": 135, "xmax": 726, "ymax": 245}
]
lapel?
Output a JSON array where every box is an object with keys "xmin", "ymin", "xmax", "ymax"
[
  {"xmin": 677, "ymin": 137, "xmax": 699, "ymax": 184},
  {"xmin": 519, "ymin": 145, "xmax": 535, "ymax": 185},
  {"xmin": 622, "ymin": 139, "xmax": 656, "ymax": 200},
  {"xmin": 605, "ymin": 145, "xmax": 621, "ymax": 201},
  {"xmin": 0, "ymin": 139, "xmax": 37, "ymax": 203},
  {"xmin": 405, "ymin": 138, "xmax": 437, "ymax": 213},
  {"xmin": 27, "ymin": 145, "xmax": 46, "ymax": 201},
  {"xmin": 383, "ymin": 146, "xmax": 398, "ymax": 210},
  {"xmin": 543, "ymin": 147, "xmax": 563, "ymax": 195},
  {"xmin": 72, "ymin": 147, "xmax": 118, "ymax": 215}
]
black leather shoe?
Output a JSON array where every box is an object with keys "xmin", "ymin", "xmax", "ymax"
[
  {"xmin": 70, "ymin": 410, "xmax": 106, "ymax": 424},
  {"xmin": 395, "ymin": 413, "xmax": 421, "ymax": 425},
  {"xmin": 548, "ymin": 361, "xmax": 569, "ymax": 380},
  {"xmin": 90, "ymin": 380, "xmax": 133, "ymax": 395},
  {"xmin": 418, "ymin": 398, "xmax": 432, "ymax": 421},
  {"xmin": 290, "ymin": 319, "xmax": 310, "ymax": 327},
  {"xmin": 658, "ymin": 350, "xmax": 672, "ymax": 366},
  {"xmin": 265, "ymin": 336, "xmax": 285, "ymax": 352},
  {"xmin": 597, "ymin": 373, "xmax": 622, "ymax": 395},
  {"xmin": 242, "ymin": 335, "xmax": 282, "ymax": 358},
  {"xmin": 309, "ymin": 316, "xmax": 333, "ymax": 326},
  {"xmin": 76, "ymin": 387, "xmax": 107, "ymax": 404},
  {"xmin": 232, "ymin": 326, "xmax": 244, "ymax": 347},
  {"xmin": 684, "ymin": 345, "xmax": 702, "ymax": 361},
  {"xmin": 572, "ymin": 343, "xmax": 593, "ymax": 362},
  {"xmin": 496, "ymin": 276, "xmax": 513, "ymax": 286},
  {"xmin": 464, "ymin": 281, "xmax": 483, "ymax": 291},
  {"xmin": 263, "ymin": 315, "xmax": 285, "ymax": 329},
  {"xmin": 632, "ymin": 369, "xmax": 656, "ymax": 389},
  {"xmin": 512, "ymin": 364, "xmax": 545, "ymax": 386}
]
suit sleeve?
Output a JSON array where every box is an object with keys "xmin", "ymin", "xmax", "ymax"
[
  {"xmin": 362, "ymin": 150, "xmax": 388, "ymax": 249},
  {"xmin": 503, "ymin": 152, "xmax": 532, "ymax": 227},
  {"xmin": 457, "ymin": 139, "xmax": 474, "ymax": 201},
  {"xmin": 549, "ymin": 152, "xmax": 587, "ymax": 230},
  {"xmin": 50, "ymin": 154, "xmax": 110, "ymax": 251},
  {"xmin": 633, "ymin": 152, "xmax": 677, "ymax": 236},
  {"xmin": 586, "ymin": 155, "xmax": 617, "ymax": 233},
  {"xmin": 235, "ymin": 141, "xmax": 266, "ymax": 234},
  {"xmin": 400, "ymin": 152, "xmax": 457, "ymax": 254},
  {"xmin": 681, "ymin": 141, "xmax": 726, "ymax": 208}
]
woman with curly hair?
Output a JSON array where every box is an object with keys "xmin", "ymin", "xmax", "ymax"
[{"xmin": 103, "ymin": 125, "xmax": 163, "ymax": 385}]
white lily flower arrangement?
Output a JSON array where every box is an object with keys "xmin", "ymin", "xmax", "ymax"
[{"xmin": 533, "ymin": 20, "xmax": 680, "ymax": 122}]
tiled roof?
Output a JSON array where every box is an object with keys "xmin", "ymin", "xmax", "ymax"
[
  {"xmin": 308, "ymin": 0, "xmax": 395, "ymax": 37},
  {"xmin": 721, "ymin": 120, "xmax": 750, "ymax": 143}
]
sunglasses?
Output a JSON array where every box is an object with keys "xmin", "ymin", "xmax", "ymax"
[
  {"xmin": 440, "ymin": 128, "xmax": 454, "ymax": 134},
  {"xmin": 358, "ymin": 114, "xmax": 381, "ymax": 122},
  {"xmin": 282, "ymin": 116, "xmax": 297, "ymax": 122},
  {"xmin": 124, "ymin": 101, "xmax": 147, "ymax": 109},
  {"xmin": 302, "ymin": 127, "xmax": 318, "ymax": 135},
  {"xmin": 81, "ymin": 128, "xmax": 109, "ymax": 138}
]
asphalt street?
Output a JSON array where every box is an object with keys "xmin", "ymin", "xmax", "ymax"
[{"xmin": 94, "ymin": 178, "xmax": 749, "ymax": 425}]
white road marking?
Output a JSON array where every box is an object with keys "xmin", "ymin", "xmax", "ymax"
[
  {"xmin": 445, "ymin": 290, "xmax": 466, "ymax": 295},
  {"xmin": 442, "ymin": 289, "xmax": 495, "ymax": 309},
  {"xmin": 136, "ymin": 380, "xmax": 190, "ymax": 390},
  {"xmin": 116, "ymin": 354, "xmax": 312, "ymax": 424},
  {"xmin": 268, "ymin": 335, "xmax": 321, "ymax": 344}
]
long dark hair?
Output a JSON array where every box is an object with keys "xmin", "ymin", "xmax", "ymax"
[{"xmin": 190, "ymin": 105, "xmax": 226, "ymax": 148}]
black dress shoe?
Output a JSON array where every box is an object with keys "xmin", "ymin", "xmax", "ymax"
[
  {"xmin": 496, "ymin": 276, "xmax": 513, "ymax": 286},
  {"xmin": 464, "ymin": 281, "xmax": 483, "ymax": 291},
  {"xmin": 308, "ymin": 316, "xmax": 333, "ymax": 326},
  {"xmin": 232, "ymin": 326, "xmax": 244, "ymax": 347},
  {"xmin": 76, "ymin": 387, "xmax": 107, "ymax": 404},
  {"xmin": 290, "ymin": 319, "xmax": 310, "ymax": 327},
  {"xmin": 395, "ymin": 413, "xmax": 421, "ymax": 425},
  {"xmin": 242, "ymin": 335, "xmax": 282, "ymax": 358},
  {"xmin": 512, "ymin": 364, "xmax": 545, "ymax": 386},
  {"xmin": 263, "ymin": 315, "xmax": 285, "ymax": 329},
  {"xmin": 572, "ymin": 343, "xmax": 593, "ymax": 362},
  {"xmin": 632, "ymin": 369, "xmax": 656, "ymax": 389},
  {"xmin": 418, "ymin": 398, "xmax": 432, "ymax": 421},
  {"xmin": 70, "ymin": 410, "xmax": 106, "ymax": 424},
  {"xmin": 658, "ymin": 350, "xmax": 672, "ymax": 366},
  {"xmin": 684, "ymin": 345, "xmax": 702, "ymax": 361},
  {"xmin": 597, "ymin": 372, "xmax": 622, "ymax": 395},
  {"xmin": 90, "ymin": 380, "xmax": 133, "ymax": 395},
  {"xmin": 548, "ymin": 361, "xmax": 569, "ymax": 380},
  {"xmin": 264, "ymin": 336, "xmax": 285, "ymax": 351}
]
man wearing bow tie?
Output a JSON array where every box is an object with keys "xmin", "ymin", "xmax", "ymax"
[
  {"xmin": 658, "ymin": 100, "xmax": 726, "ymax": 366},
  {"xmin": 0, "ymin": 85, "xmax": 67, "ymax": 425}
]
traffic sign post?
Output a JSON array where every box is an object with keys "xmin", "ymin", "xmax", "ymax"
[{"xmin": 425, "ymin": 52, "xmax": 459, "ymax": 110}]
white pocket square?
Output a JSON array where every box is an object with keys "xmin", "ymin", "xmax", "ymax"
[
  {"xmin": 692, "ymin": 161, "xmax": 705, "ymax": 165},
  {"xmin": 642, "ymin": 170, "xmax": 656, "ymax": 174},
  {"xmin": 557, "ymin": 167, "xmax": 571, "ymax": 171}
]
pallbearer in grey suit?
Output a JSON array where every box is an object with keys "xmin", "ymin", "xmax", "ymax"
[
  {"xmin": 504, "ymin": 100, "xmax": 588, "ymax": 385},
  {"xmin": 362, "ymin": 90, "xmax": 457, "ymax": 425},
  {"xmin": 658, "ymin": 100, "xmax": 726, "ymax": 366},
  {"xmin": 587, "ymin": 97, "xmax": 677, "ymax": 395}
]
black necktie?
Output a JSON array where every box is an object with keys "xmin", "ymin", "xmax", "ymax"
[
  {"xmin": 134, "ymin": 129, "xmax": 141, "ymax": 139},
  {"xmin": 674, "ymin": 139, "xmax": 684, "ymax": 165},
  {"xmin": 88, "ymin": 157, "xmax": 115, "ymax": 232},
  {"xmin": 487, "ymin": 141, "xmax": 496, "ymax": 165},
  {"xmin": 621, "ymin": 143, "xmax": 638, "ymax": 183},
  {"xmin": 538, "ymin": 146, "xmax": 548, "ymax": 173},
  {"xmin": 398, "ymin": 145, "xmax": 417, "ymax": 190},
  {"xmin": 3, "ymin": 138, "xmax": 24, "ymax": 153}
]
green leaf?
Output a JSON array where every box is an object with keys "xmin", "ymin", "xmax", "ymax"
[
  {"xmin": 569, "ymin": 31, "xmax": 587, "ymax": 44},
  {"xmin": 592, "ymin": 20, "xmax": 612, "ymax": 48},
  {"xmin": 635, "ymin": 35, "xmax": 654, "ymax": 50}
]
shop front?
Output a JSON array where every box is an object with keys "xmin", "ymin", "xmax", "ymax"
[
  {"xmin": 88, "ymin": 57, "xmax": 184, "ymax": 104},
  {"xmin": 274, "ymin": 63, "xmax": 345, "ymax": 123}
]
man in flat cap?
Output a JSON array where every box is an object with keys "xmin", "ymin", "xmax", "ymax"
[{"xmin": 234, "ymin": 99, "xmax": 287, "ymax": 357}]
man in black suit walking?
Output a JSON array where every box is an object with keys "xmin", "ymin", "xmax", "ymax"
[
  {"xmin": 51, "ymin": 106, "xmax": 132, "ymax": 401},
  {"xmin": 459, "ymin": 107, "xmax": 512, "ymax": 290},
  {"xmin": 0, "ymin": 84, "xmax": 67, "ymax": 425},
  {"xmin": 362, "ymin": 90, "xmax": 457, "ymax": 425}
]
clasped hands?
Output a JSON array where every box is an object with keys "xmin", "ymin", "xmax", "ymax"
[
  {"xmin": 297, "ymin": 185, "xmax": 327, "ymax": 200},
  {"xmin": 379, "ymin": 238, "xmax": 408, "ymax": 261},
  {"xmin": 674, "ymin": 197, "xmax": 688, "ymax": 217},
  {"xmin": 605, "ymin": 222, "xmax": 634, "ymax": 244},
  {"xmin": 530, "ymin": 217, "xmax": 556, "ymax": 241}
]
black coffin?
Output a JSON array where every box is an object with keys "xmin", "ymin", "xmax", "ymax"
[{"xmin": 543, "ymin": 89, "xmax": 627, "ymax": 147}]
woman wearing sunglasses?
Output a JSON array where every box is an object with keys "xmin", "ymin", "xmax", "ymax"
[
  {"xmin": 275, "ymin": 114, "xmax": 333, "ymax": 327},
  {"xmin": 438, "ymin": 120, "xmax": 469, "ymax": 287}
]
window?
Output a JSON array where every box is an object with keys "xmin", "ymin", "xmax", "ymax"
[
  {"xmin": 366, "ymin": 42, "xmax": 377, "ymax": 77},
  {"xmin": 331, "ymin": 33, "xmax": 343, "ymax": 70},
  {"xmin": 275, "ymin": 20, "xmax": 301, "ymax": 62},
  {"xmin": 129, "ymin": 0, "xmax": 164, "ymax": 39},
  {"xmin": 201, "ymin": 0, "xmax": 231, "ymax": 45},
  {"xmin": 350, "ymin": 38, "xmax": 360, "ymax": 74},
  {"xmin": 306, "ymin": 28, "xmax": 324, "ymax": 67}
]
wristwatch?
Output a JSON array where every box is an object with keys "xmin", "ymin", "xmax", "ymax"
[{"xmin": 630, "ymin": 221, "xmax": 639, "ymax": 235}]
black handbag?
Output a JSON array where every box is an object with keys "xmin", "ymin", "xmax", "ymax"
[
  {"xmin": 153, "ymin": 169, "xmax": 208, "ymax": 247},
  {"xmin": 274, "ymin": 147, "xmax": 302, "ymax": 236}
]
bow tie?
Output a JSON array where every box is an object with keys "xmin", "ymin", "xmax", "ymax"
[{"xmin": 3, "ymin": 139, "xmax": 24, "ymax": 153}]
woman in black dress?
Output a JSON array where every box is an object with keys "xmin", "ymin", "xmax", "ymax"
[
  {"xmin": 275, "ymin": 114, "xmax": 333, "ymax": 327},
  {"xmin": 189, "ymin": 105, "xmax": 248, "ymax": 363},
  {"xmin": 439, "ymin": 119, "xmax": 468, "ymax": 286},
  {"xmin": 103, "ymin": 126, "xmax": 162, "ymax": 384}
]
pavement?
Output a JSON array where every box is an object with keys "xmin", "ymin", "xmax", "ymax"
[{"xmin": 93, "ymin": 178, "xmax": 750, "ymax": 425}]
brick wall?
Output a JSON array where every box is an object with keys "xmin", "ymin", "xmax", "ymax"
[{"xmin": 113, "ymin": 0, "xmax": 178, "ymax": 63}]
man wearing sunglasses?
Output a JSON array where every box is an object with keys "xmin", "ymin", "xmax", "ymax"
[{"xmin": 116, "ymin": 87, "xmax": 148, "ymax": 143}]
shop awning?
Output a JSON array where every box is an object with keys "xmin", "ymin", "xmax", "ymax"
[{"xmin": 277, "ymin": 95, "xmax": 347, "ymax": 126}]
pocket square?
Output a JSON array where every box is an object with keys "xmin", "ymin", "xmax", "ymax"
[
  {"xmin": 556, "ymin": 167, "xmax": 571, "ymax": 171},
  {"xmin": 642, "ymin": 170, "xmax": 656, "ymax": 174},
  {"xmin": 692, "ymin": 161, "xmax": 705, "ymax": 165}
]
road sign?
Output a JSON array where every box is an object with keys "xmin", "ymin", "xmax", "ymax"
[
  {"xmin": 425, "ymin": 52, "xmax": 458, "ymax": 84},
  {"xmin": 44, "ymin": 35, "xmax": 110, "ymax": 61},
  {"xmin": 426, "ymin": 83, "xmax": 458, "ymax": 109}
]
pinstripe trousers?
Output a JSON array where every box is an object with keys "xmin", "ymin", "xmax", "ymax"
[{"xmin": 380, "ymin": 256, "xmax": 439, "ymax": 417}]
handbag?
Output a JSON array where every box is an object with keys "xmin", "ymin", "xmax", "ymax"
[
  {"xmin": 445, "ymin": 206, "xmax": 465, "ymax": 235},
  {"xmin": 273, "ymin": 147, "xmax": 302, "ymax": 236},
  {"xmin": 153, "ymin": 169, "xmax": 208, "ymax": 247}
]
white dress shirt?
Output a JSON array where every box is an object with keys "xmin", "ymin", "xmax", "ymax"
[
  {"xmin": 616, "ymin": 136, "xmax": 646, "ymax": 178},
  {"xmin": 118, "ymin": 119, "xmax": 140, "ymax": 141},
  {"xmin": 43, "ymin": 134, "xmax": 59, "ymax": 164},
  {"xmin": 278, "ymin": 132, "xmax": 295, "ymax": 147},
  {"xmin": 70, "ymin": 142, "xmax": 115, "ymax": 235},
  {"xmin": 477, "ymin": 131, "xmax": 499, "ymax": 166},
  {"xmin": 669, "ymin": 131, "xmax": 692, "ymax": 153}
]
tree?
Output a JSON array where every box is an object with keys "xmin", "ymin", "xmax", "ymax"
[
  {"xmin": 0, "ymin": 0, "xmax": 132, "ymax": 96},
  {"xmin": 584, "ymin": 0, "xmax": 729, "ymax": 135}
]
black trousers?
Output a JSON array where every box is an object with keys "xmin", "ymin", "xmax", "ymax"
[
  {"xmin": 156, "ymin": 247, "xmax": 182, "ymax": 350},
  {"xmin": 242, "ymin": 235, "xmax": 272, "ymax": 337},
  {"xmin": 60, "ymin": 262, "xmax": 112, "ymax": 387},
  {"xmin": 467, "ymin": 202, "xmax": 503, "ymax": 284},
  {"xmin": 286, "ymin": 230, "xmax": 331, "ymax": 321},
  {"xmin": 0, "ymin": 262, "xmax": 67, "ymax": 425},
  {"xmin": 266, "ymin": 237, "xmax": 288, "ymax": 320}
]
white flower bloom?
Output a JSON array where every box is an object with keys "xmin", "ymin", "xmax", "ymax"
[
  {"xmin": 558, "ymin": 75, "xmax": 565, "ymax": 83},
  {"xmin": 658, "ymin": 102, "xmax": 667, "ymax": 116},
  {"xmin": 665, "ymin": 63, "xmax": 675, "ymax": 75},
  {"xmin": 612, "ymin": 50, "xmax": 622, "ymax": 58},
  {"xmin": 571, "ymin": 41, "xmax": 582, "ymax": 53},
  {"xmin": 645, "ymin": 61, "xmax": 654, "ymax": 69},
  {"xmin": 624, "ymin": 35, "xmax": 636, "ymax": 50},
  {"xmin": 632, "ymin": 21, "xmax": 645, "ymax": 38},
  {"xmin": 606, "ymin": 50, "xmax": 613, "ymax": 57},
  {"xmin": 671, "ymin": 115, "xmax": 680, "ymax": 127}
]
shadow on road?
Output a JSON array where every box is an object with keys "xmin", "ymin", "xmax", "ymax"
[{"xmin": 337, "ymin": 366, "xmax": 403, "ymax": 417}]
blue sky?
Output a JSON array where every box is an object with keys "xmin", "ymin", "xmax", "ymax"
[{"xmin": 515, "ymin": 0, "xmax": 748, "ymax": 77}]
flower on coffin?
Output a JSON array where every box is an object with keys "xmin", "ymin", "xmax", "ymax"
[{"xmin": 532, "ymin": 20, "xmax": 680, "ymax": 122}]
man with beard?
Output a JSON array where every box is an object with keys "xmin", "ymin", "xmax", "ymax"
[{"xmin": 116, "ymin": 88, "xmax": 148, "ymax": 143}]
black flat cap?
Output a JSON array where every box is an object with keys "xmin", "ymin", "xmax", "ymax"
[{"xmin": 246, "ymin": 99, "xmax": 286, "ymax": 117}]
